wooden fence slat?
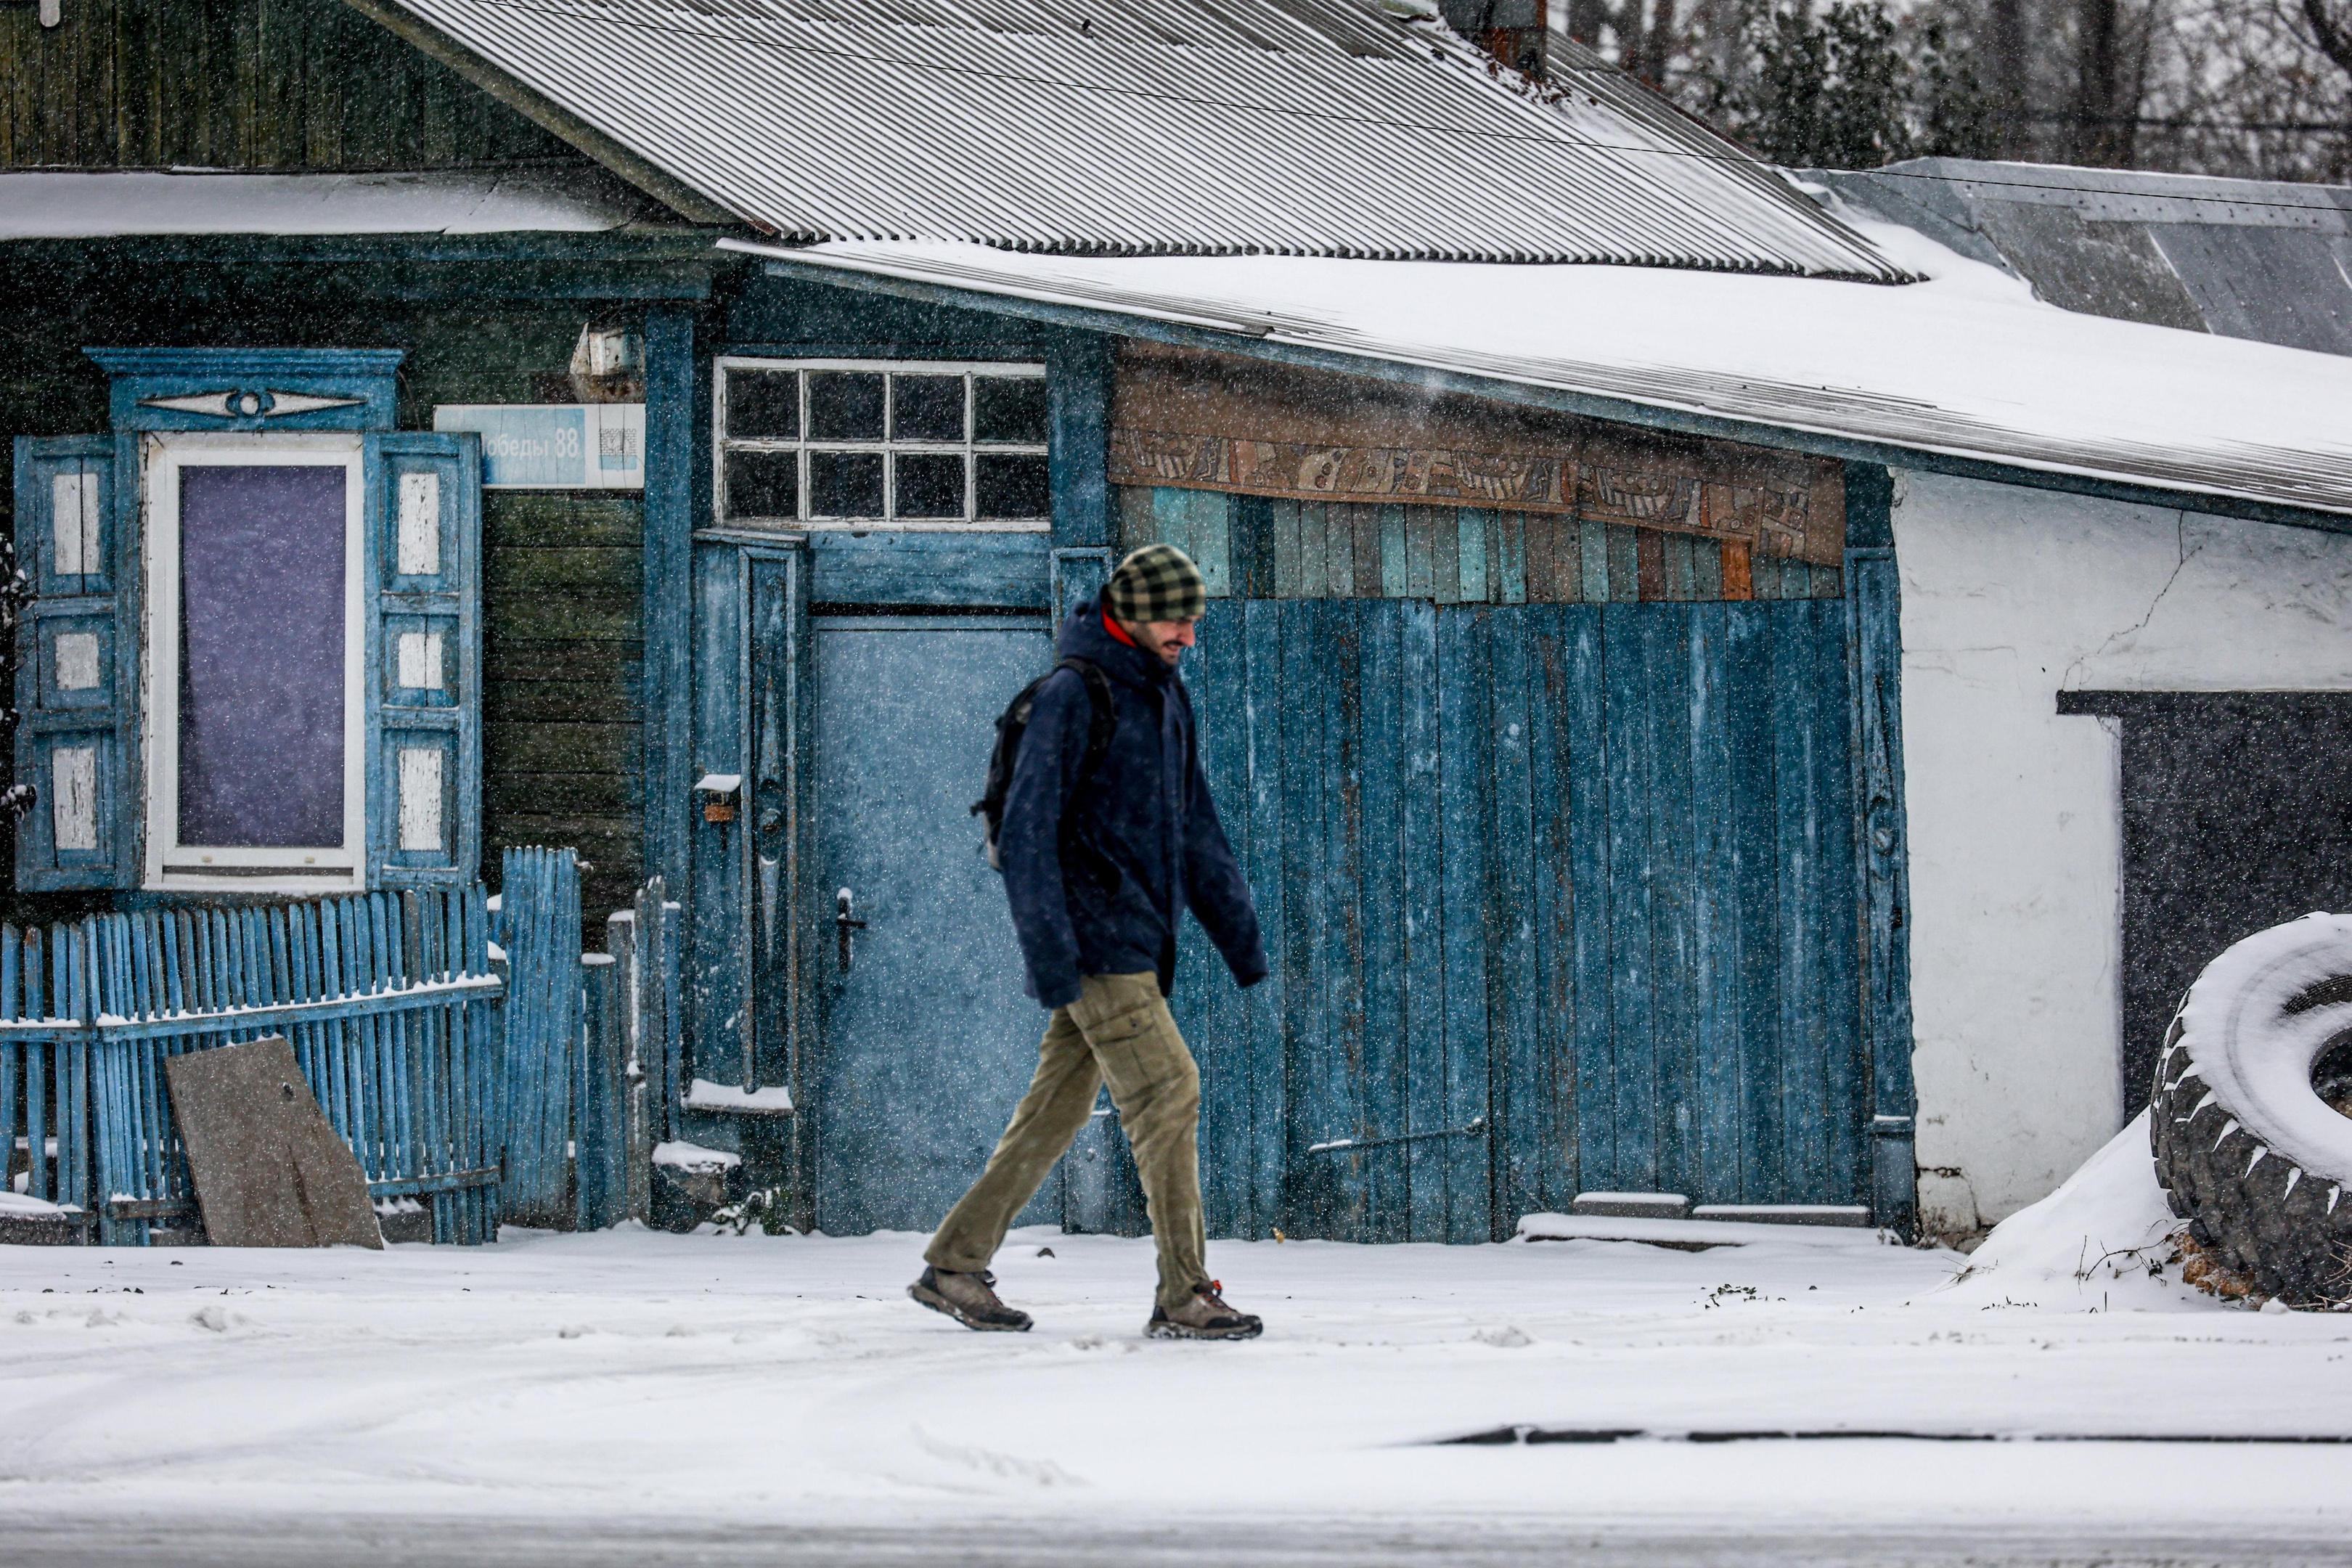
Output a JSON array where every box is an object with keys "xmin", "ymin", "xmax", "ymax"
[
  {"xmin": 1773, "ymin": 605, "xmax": 1834, "ymax": 1199},
  {"xmin": 1241, "ymin": 600, "xmax": 1289, "ymax": 1237},
  {"xmin": 1488, "ymin": 606, "xmax": 1542, "ymax": 1231},
  {"xmin": 1327, "ymin": 600, "xmax": 1368, "ymax": 1238},
  {"xmin": 1187, "ymin": 601, "xmax": 1251, "ymax": 1239},
  {"xmin": 1688, "ymin": 604, "xmax": 1744, "ymax": 1202},
  {"xmin": 1601, "ymin": 605, "xmax": 1657, "ymax": 1192},
  {"xmin": 0, "ymin": 929, "xmax": 16, "ymax": 1223},
  {"xmin": 1647, "ymin": 608, "xmax": 1701, "ymax": 1202},
  {"xmin": 1398, "ymin": 598, "xmax": 1446, "ymax": 1241},
  {"xmin": 1436, "ymin": 608, "xmax": 1494, "ymax": 1242},
  {"xmin": 1724, "ymin": 605, "xmax": 1786, "ymax": 1200},
  {"xmin": 25, "ymin": 928, "xmax": 46, "ymax": 1202},
  {"xmin": 1277, "ymin": 599, "xmax": 1330, "ymax": 1235},
  {"xmin": 1356, "ymin": 600, "xmax": 1408, "ymax": 1243},
  {"xmin": 1810, "ymin": 600, "xmax": 1866, "ymax": 1205}
]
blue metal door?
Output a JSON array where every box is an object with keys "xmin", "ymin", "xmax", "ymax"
[{"xmin": 808, "ymin": 614, "xmax": 1061, "ymax": 1235}]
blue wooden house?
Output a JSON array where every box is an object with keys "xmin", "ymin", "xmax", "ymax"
[{"xmin": 8, "ymin": 0, "xmax": 2351, "ymax": 1246}]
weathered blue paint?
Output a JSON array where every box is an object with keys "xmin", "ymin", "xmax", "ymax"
[
  {"xmin": 369, "ymin": 432, "xmax": 482, "ymax": 888},
  {"xmin": 84, "ymin": 347, "xmax": 402, "ymax": 434},
  {"xmin": 0, "ymin": 886, "xmax": 500, "ymax": 1244},
  {"xmin": 1048, "ymin": 547, "xmax": 1112, "ymax": 626},
  {"xmin": 1847, "ymin": 538, "xmax": 1919, "ymax": 1234},
  {"xmin": 1488, "ymin": 608, "xmax": 1541, "ymax": 1225},
  {"xmin": 1356, "ymin": 601, "xmax": 1410, "ymax": 1240},
  {"xmin": 807, "ymin": 614, "xmax": 1058, "ymax": 1234},
  {"xmin": 809, "ymin": 531, "xmax": 1049, "ymax": 610},
  {"xmin": 1049, "ymin": 337, "xmax": 1114, "ymax": 551},
  {"xmin": 13, "ymin": 436, "xmax": 131, "ymax": 891},
  {"xmin": 1239, "ymin": 599, "xmax": 1289, "ymax": 1238},
  {"xmin": 499, "ymin": 846, "xmax": 581, "ymax": 1228},
  {"xmin": 642, "ymin": 305, "xmax": 698, "ymax": 892},
  {"xmin": 1161, "ymin": 597, "xmax": 1867, "ymax": 1239},
  {"xmin": 575, "ymin": 950, "xmax": 627, "ymax": 1230},
  {"xmin": 746, "ymin": 550, "xmax": 810, "ymax": 1113}
]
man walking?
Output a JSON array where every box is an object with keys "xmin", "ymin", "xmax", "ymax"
[{"xmin": 911, "ymin": 544, "xmax": 1269, "ymax": 1340}]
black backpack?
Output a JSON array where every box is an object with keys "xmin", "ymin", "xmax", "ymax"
[{"xmin": 972, "ymin": 656, "xmax": 1117, "ymax": 871}]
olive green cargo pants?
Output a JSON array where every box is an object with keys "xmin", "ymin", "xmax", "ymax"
[{"xmin": 925, "ymin": 971, "xmax": 1208, "ymax": 1311}]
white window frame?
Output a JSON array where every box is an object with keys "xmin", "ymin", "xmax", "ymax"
[
  {"xmin": 142, "ymin": 432, "xmax": 367, "ymax": 892},
  {"xmin": 713, "ymin": 356, "xmax": 1051, "ymax": 532}
]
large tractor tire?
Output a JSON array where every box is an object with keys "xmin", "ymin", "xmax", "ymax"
[{"xmin": 2151, "ymin": 914, "xmax": 2352, "ymax": 1304}]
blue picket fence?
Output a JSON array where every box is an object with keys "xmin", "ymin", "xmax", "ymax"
[
  {"xmin": 493, "ymin": 847, "xmax": 683, "ymax": 1231},
  {"xmin": 0, "ymin": 886, "xmax": 505, "ymax": 1244}
]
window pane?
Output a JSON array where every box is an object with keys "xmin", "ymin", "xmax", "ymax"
[
  {"xmin": 810, "ymin": 451, "xmax": 885, "ymax": 518},
  {"xmin": 891, "ymin": 375, "xmax": 965, "ymax": 442},
  {"xmin": 975, "ymin": 454, "xmax": 1050, "ymax": 519},
  {"xmin": 894, "ymin": 453, "xmax": 965, "ymax": 519},
  {"xmin": 726, "ymin": 449, "xmax": 800, "ymax": 520},
  {"xmin": 807, "ymin": 372, "xmax": 885, "ymax": 439},
  {"xmin": 974, "ymin": 376, "xmax": 1048, "ymax": 444},
  {"xmin": 725, "ymin": 368, "xmax": 799, "ymax": 439},
  {"xmin": 177, "ymin": 465, "xmax": 346, "ymax": 848}
]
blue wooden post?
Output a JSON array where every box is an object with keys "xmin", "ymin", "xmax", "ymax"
[
  {"xmin": 575, "ymin": 950, "xmax": 626, "ymax": 1230},
  {"xmin": 644, "ymin": 305, "xmax": 699, "ymax": 894},
  {"xmin": 1847, "ymin": 544, "xmax": 1919, "ymax": 1236},
  {"xmin": 1049, "ymin": 336, "xmax": 1113, "ymax": 550}
]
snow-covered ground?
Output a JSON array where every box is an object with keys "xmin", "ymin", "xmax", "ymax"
[{"xmin": 5, "ymin": 1130, "xmax": 2352, "ymax": 1564}]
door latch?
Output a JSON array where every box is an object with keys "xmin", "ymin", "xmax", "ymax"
[{"xmin": 835, "ymin": 887, "xmax": 868, "ymax": 972}]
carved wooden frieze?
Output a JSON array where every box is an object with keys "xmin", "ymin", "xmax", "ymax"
[{"xmin": 1110, "ymin": 344, "xmax": 1845, "ymax": 566}]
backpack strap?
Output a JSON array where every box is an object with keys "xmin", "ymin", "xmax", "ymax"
[{"xmin": 1058, "ymin": 656, "xmax": 1117, "ymax": 785}]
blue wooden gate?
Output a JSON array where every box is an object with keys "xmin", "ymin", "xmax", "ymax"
[{"xmin": 1172, "ymin": 597, "xmax": 1864, "ymax": 1243}]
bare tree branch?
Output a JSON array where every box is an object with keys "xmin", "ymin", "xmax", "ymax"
[{"xmin": 2303, "ymin": 0, "xmax": 2352, "ymax": 76}]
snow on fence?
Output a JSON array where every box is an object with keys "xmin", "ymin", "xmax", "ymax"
[
  {"xmin": 493, "ymin": 846, "xmax": 682, "ymax": 1233},
  {"xmin": 0, "ymin": 886, "xmax": 504, "ymax": 1244}
]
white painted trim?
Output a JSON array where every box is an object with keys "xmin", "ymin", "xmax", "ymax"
[
  {"xmin": 396, "ymin": 745, "xmax": 444, "ymax": 853},
  {"xmin": 52, "ymin": 631, "xmax": 99, "ymax": 692},
  {"xmin": 142, "ymin": 432, "xmax": 367, "ymax": 893},
  {"xmin": 396, "ymin": 470, "xmax": 441, "ymax": 575},
  {"xmin": 51, "ymin": 746, "xmax": 97, "ymax": 853}
]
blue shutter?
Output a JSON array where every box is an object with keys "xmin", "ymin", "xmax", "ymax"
[
  {"xmin": 366, "ymin": 433, "xmax": 482, "ymax": 887},
  {"xmin": 14, "ymin": 435, "xmax": 136, "ymax": 891}
]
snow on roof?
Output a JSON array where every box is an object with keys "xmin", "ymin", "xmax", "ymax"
[
  {"xmin": 376, "ymin": 0, "xmax": 1901, "ymax": 275},
  {"xmin": 1816, "ymin": 159, "xmax": 2352, "ymax": 358},
  {"xmin": 732, "ymin": 211, "xmax": 2352, "ymax": 519},
  {"xmin": 0, "ymin": 168, "xmax": 666, "ymax": 240}
]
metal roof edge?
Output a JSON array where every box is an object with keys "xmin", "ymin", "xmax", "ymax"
[
  {"xmin": 337, "ymin": 0, "xmax": 746, "ymax": 229},
  {"xmin": 726, "ymin": 240, "xmax": 2352, "ymax": 536}
]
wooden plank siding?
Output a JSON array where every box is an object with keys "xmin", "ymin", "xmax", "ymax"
[
  {"xmin": 1119, "ymin": 487, "xmax": 1845, "ymax": 603},
  {"xmin": 0, "ymin": 0, "xmax": 579, "ymax": 170},
  {"xmin": 482, "ymin": 493, "xmax": 645, "ymax": 926},
  {"xmin": 1175, "ymin": 596, "xmax": 1866, "ymax": 1242}
]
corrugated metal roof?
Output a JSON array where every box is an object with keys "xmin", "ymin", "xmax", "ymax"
[
  {"xmin": 1816, "ymin": 159, "xmax": 2352, "ymax": 354},
  {"xmin": 369, "ymin": 0, "xmax": 1906, "ymax": 274},
  {"xmin": 729, "ymin": 237, "xmax": 2352, "ymax": 520}
]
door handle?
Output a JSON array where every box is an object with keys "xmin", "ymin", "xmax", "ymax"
[{"xmin": 836, "ymin": 887, "xmax": 868, "ymax": 972}]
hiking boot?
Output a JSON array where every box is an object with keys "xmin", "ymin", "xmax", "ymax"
[
  {"xmin": 909, "ymin": 1266, "xmax": 1032, "ymax": 1332},
  {"xmin": 1146, "ymin": 1281, "xmax": 1262, "ymax": 1341}
]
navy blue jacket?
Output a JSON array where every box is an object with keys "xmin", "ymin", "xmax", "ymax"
[{"xmin": 1000, "ymin": 597, "xmax": 1267, "ymax": 1010}]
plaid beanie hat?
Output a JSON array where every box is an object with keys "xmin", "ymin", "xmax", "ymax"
[{"xmin": 1105, "ymin": 542, "xmax": 1207, "ymax": 624}]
